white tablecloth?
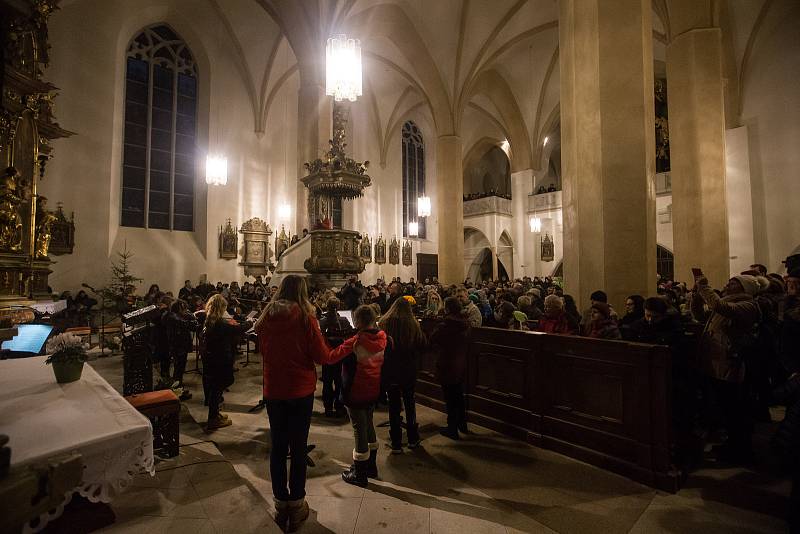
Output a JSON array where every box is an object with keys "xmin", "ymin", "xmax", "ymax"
[{"xmin": 0, "ymin": 356, "xmax": 154, "ymax": 528}]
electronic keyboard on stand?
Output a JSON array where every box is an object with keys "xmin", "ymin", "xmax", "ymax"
[{"xmin": 121, "ymin": 304, "xmax": 160, "ymax": 395}]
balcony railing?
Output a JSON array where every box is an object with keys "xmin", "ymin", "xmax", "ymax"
[{"xmin": 463, "ymin": 194, "xmax": 513, "ymax": 217}]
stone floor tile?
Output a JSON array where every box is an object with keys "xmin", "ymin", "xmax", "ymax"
[
  {"xmin": 429, "ymin": 507, "xmax": 509, "ymax": 534},
  {"xmin": 99, "ymin": 515, "xmax": 217, "ymax": 534},
  {"xmin": 111, "ymin": 485, "xmax": 208, "ymax": 520},
  {"xmin": 354, "ymin": 499, "xmax": 430, "ymax": 534},
  {"xmin": 300, "ymin": 495, "xmax": 363, "ymax": 533}
]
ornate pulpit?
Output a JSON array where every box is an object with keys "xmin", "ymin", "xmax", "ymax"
[{"xmin": 301, "ymin": 105, "xmax": 369, "ymax": 288}]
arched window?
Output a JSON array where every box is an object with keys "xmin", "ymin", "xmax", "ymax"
[
  {"xmin": 122, "ymin": 25, "xmax": 197, "ymax": 231},
  {"xmin": 402, "ymin": 121, "xmax": 426, "ymax": 239}
]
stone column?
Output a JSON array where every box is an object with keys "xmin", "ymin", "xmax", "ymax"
[
  {"xmin": 491, "ymin": 246, "xmax": 499, "ymax": 280},
  {"xmin": 667, "ymin": 28, "xmax": 730, "ymax": 287},
  {"xmin": 559, "ymin": 0, "xmax": 657, "ymax": 310},
  {"xmin": 435, "ymin": 135, "xmax": 464, "ymax": 284},
  {"xmin": 296, "ymin": 82, "xmax": 331, "ymax": 232}
]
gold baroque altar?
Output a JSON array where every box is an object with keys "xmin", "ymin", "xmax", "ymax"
[{"xmin": 1, "ymin": 0, "xmax": 73, "ymax": 303}]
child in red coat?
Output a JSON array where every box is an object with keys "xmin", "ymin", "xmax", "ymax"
[{"xmin": 329, "ymin": 304, "xmax": 387, "ymax": 486}]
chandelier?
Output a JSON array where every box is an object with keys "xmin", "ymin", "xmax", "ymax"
[
  {"xmin": 529, "ymin": 216, "xmax": 542, "ymax": 233},
  {"xmin": 408, "ymin": 221, "xmax": 419, "ymax": 237},
  {"xmin": 326, "ymin": 34, "xmax": 362, "ymax": 102},
  {"xmin": 206, "ymin": 155, "xmax": 227, "ymax": 186},
  {"xmin": 417, "ymin": 195, "xmax": 431, "ymax": 217}
]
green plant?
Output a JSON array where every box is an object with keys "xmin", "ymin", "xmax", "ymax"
[
  {"xmin": 102, "ymin": 241, "xmax": 143, "ymax": 310},
  {"xmin": 44, "ymin": 333, "xmax": 88, "ymax": 365}
]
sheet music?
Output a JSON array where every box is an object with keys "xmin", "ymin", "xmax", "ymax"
[{"xmin": 337, "ymin": 310, "xmax": 354, "ymax": 328}]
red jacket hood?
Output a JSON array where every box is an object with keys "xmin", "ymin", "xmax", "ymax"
[
  {"xmin": 355, "ymin": 329, "xmax": 387, "ymax": 353},
  {"xmin": 258, "ymin": 300, "xmax": 304, "ymax": 330}
]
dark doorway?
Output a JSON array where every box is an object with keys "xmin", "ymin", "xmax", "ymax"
[{"xmin": 417, "ymin": 253, "xmax": 438, "ymax": 282}]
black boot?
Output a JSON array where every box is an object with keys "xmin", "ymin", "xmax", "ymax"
[
  {"xmin": 342, "ymin": 459, "xmax": 369, "ymax": 487},
  {"xmin": 366, "ymin": 449, "xmax": 378, "ymax": 478}
]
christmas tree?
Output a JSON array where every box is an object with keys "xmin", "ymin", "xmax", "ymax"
[{"xmin": 103, "ymin": 241, "xmax": 143, "ymax": 310}]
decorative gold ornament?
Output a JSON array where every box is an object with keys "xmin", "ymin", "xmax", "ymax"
[
  {"xmin": 402, "ymin": 239, "xmax": 412, "ymax": 266},
  {"xmin": 359, "ymin": 233, "xmax": 372, "ymax": 264},
  {"xmin": 389, "ymin": 236, "xmax": 400, "ymax": 265},
  {"xmin": 374, "ymin": 234, "xmax": 386, "ymax": 264},
  {"xmin": 275, "ymin": 224, "xmax": 289, "ymax": 260},
  {"xmin": 34, "ymin": 196, "xmax": 56, "ymax": 258},
  {"xmin": 48, "ymin": 202, "xmax": 75, "ymax": 255},
  {"xmin": 0, "ymin": 167, "xmax": 25, "ymax": 253},
  {"xmin": 218, "ymin": 218, "xmax": 238, "ymax": 259}
]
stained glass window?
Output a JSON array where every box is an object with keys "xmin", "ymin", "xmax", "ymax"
[{"xmin": 401, "ymin": 121, "xmax": 426, "ymax": 238}]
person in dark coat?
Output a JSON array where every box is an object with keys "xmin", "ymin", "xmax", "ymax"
[
  {"xmin": 587, "ymin": 302, "xmax": 622, "ymax": 340},
  {"xmin": 203, "ymin": 294, "xmax": 252, "ymax": 431},
  {"xmin": 379, "ymin": 297, "xmax": 426, "ymax": 453},
  {"xmin": 340, "ymin": 276, "xmax": 365, "ymax": 310},
  {"xmin": 432, "ymin": 297, "xmax": 471, "ymax": 440},
  {"xmin": 620, "ymin": 295, "xmax": 645, "ymax": 340},
  {"xmin": 152, "ymin": 294, "xmax": 174, "ymax": 384},
  {"xmin": 165, "ymin": 299, "xmax": 198, "ymax": 399},
  {"xmin": 318, "ymin": 297, "xmax": 351, "ymax": 417}
]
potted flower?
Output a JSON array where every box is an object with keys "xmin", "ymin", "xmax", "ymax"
[{"xmin": 45, "ymin": 333, "xmax": 89, "ymax": 384}]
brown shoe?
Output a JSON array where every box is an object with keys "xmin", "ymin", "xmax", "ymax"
[
  {"xmin": 287, "ymin": 498, "xmax": 309, "ymax": 532},
  {"xmin": 206, "ymin": 414, "xmax": 232, "ymax": 430},
  {"xmin": 273, "ymin": 498, "xmax": 289, "ymax": 530}
]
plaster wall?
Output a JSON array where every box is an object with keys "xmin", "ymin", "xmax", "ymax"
[{"xmin": 739, "ymin": 0, "xmax": 800, "ymax": 272}]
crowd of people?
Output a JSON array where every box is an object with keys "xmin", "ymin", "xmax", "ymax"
[{"xmin": 67, "ymin": 253, "xmax": 799, "ymax": 532}]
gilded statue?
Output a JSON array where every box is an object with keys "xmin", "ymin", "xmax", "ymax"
[
  {"xmin": 0, "ymin": 167, "xmax": 25, "ymax": 252},
  {"xmin": 34, "ymin": 196, "xmax": 56, "ymax": 258}
]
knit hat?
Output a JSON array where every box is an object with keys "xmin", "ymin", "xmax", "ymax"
[
  {"xmin": 469, "ymin": 294, "xmax": 479, "ymax": 304},
  {"xmin": 513, "ymin": 311, "xmax": 528, "ymax": 324},
  {"xmin": 591, "ymin": 302, "xmax": 611, "ymax": 318},
  {"xmin": 731, "ymin": 274, "xmax": 760, "ymax": 296},
  {"xmin": 403, "ymin": 295, "xmax": 416, "ymax": 305}
]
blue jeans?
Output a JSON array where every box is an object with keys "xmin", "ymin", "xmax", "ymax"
[{"xmin": 265, "ymin": 395, "xmax": 314, "ymax": 501}]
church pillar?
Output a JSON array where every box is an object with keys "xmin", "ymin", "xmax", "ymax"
[
  {"xmin": 491, "ymin": 247, "xmax": 499, "ymax": 281},
  {"xmin": 435, "ymin": 135, "xmax": 464, "ymax": 284},
  {"xmin": 296, "ymin": 82, "xmax": 331, "ymax": 232},
  {"xmin": 667, "ymin": 29, "xmax": 730, "ymax": 287},
  {"xmin": 559, "ymin": 0, "xmax": 657, "ymax": 310}
]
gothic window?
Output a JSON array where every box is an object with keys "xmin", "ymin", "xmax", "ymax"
[
  {"xmin": 402, "ymin": 121, "xmax": 426, "ymax": 238},
  {"xmin": 122, "ymin": 24, "xmax": 197, "ymax": 231}
]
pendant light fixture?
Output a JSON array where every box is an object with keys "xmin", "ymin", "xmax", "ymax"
[
  {"xmin": 205, "ymin": 154, "xmax": 227, "ymax": 186},
  {"xmin": 529, "ymin": 216, "xmax": 542, "ymax": 233},
  {"xmin": 408, "ymin": 221, "xmax": 419, "ymax": 237},
  {"xmin": 326, "ymin": 34, "xmax": 362, "ymax": 102},
  {"xmin": 417, "ymin": 195, "xmax": 431, "ymax": 218}
]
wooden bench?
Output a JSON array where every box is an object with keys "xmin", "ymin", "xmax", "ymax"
[
  {"xmin": 416, "ymin": 324, "xmax": 679, "ymax": 492},
  {"xmin": 125, "ymin": 390, "xmax": 180, "ymax": 458}
]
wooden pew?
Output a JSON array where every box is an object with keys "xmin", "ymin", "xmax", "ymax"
[{"xmin": 415, "ymin": 325, "xmax": 679, "ymax": 492}]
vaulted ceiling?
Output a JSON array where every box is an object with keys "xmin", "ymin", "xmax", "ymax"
[{"xmin": 204, "ymin": 0, "xmax": 779, "ymax": 172}]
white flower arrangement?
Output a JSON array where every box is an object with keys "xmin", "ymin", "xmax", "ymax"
[{"xmin": 45, "ymin": 333, "xmax": 89, "ymax": 364}]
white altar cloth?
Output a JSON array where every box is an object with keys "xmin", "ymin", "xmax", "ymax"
[{"xmin": 0, "ymin": 356, "xmax": 154, "ymax": 528}]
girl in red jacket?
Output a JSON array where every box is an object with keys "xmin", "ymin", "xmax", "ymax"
[
  {"xmin": 328, "ymin": 304, "xmax": 387, "ymax": 487},
  {"xmin": 255, "ymin": 275, "xmax": 339, "ymax": 531}
]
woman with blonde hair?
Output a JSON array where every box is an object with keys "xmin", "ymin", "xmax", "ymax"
[
  {"xmin": 379, "ymin": 297, "xmax": 426, "ymax": 452},
  {"xmin": 426, "ymin": 290, "xmax": 443, "ymax": 317},
  {"xmin": 255, "ymin": 274, "xmax": 341, "ymax": 531},
  {"xmin": 203, "ymin": 294, "xmax": 252, "ymax": 430}
]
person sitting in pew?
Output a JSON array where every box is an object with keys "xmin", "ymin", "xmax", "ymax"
[
  {"xmin": 586, "ymin": 302, "xmax": 621, "ymax": 340},
  {"xmin": 537, "ymin": 295, "xmax": 578, "ymax": 335}
]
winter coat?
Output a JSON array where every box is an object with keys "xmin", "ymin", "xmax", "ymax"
[
  {"xmin": 381, "ymin": 333, "xmax": 426, "ymax": 389},
  {"xmin": 329, "ymin": 329, "xmax": 387, "ymax": 406},
  {"xmin": 772, "ymin": 374, "xmax": 800, "ymax": 466},
  {"xmin": 152, "ymin": 308, "xmax": 171, "ymax": 355},
  {"xmin": 630, "ymin": 314, "xmax": 682, "ymax": 347},
  {"xmin": 256, "ymin": 300, "xmax": 335, "ymax": 400},
  {"xmin": 464, "ymin": 302, "xmax": 483, "ymax": 327},
  {"xmin": 203, "ymin": 318, "xmax": 250, "ymax": 390},
  {"xmin": 165, "ymin": 311, "xmax": 197, "ymax": 355},
  {"xmin": 588, "ymin": 318, "xmax": 622, "ymax": 340},
  {"xmin": 780, "ymin": 296, "xmax": 800, "ymax": 374},
  {"xmin": 432, "ymin": 316, "xmax": 470, "ymax": 385},
  {"xmin": 538, "ymin": 311, "xmax": 578, "ymax": 335},
  {"xmin": 319, "ymin": 312, "xmax": 353, "ymax": 349},
  {"xmin": 692, "ymin": 286, "xmax": 760, "ymax": 383}
]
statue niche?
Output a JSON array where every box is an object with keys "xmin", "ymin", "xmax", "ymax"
[{"xmin": 0, "ymin": 167, "xmax": 25, "ymax": 253}]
